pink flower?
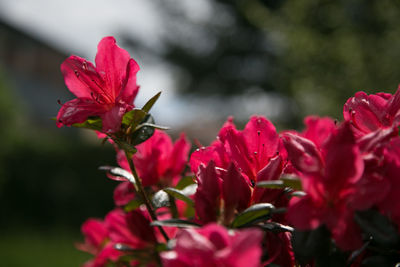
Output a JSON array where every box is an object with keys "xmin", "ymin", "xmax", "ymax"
[
  {"xmin": 76, "ymin": 218, "xmax": 121, "ymax": 267},
  {"xmin": 160, "ymin": 223, "xmax": 263, "ymax": 267},
  {"xmin": 283, "ymin": 123, "xmax": 365, "ymax": 251},
  {"xmin": 190, "ymin": 116, "xmax": 287, "ymax": 224},
  {"xmin": 57, "ymin": 36, "xmax": 140, "ymax": 133},
  {"xmin": 190, "ymin": 116, "xmax": 280, "ymax": 183},
  {"xmin": 343, "ymin": 88, "xmax": 400, "ymax": 137},
  {"xmin": 117, "ymin": 130, "xmax": 190, "ymax": 187}
]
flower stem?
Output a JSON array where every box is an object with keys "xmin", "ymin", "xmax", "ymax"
[{"xmin": 124, "ymin": 151, "xmax": 170, "ymax": 242}]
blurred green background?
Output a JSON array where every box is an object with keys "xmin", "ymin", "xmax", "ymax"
[{"xmin": 2, "ymin": 0, "xmax": 400, "ymax": 266}]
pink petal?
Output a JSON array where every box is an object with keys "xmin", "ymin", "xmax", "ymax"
[
  {"xmin": 197, "ymin": 224, "xmax": 230, "ymax": 250},
  {"xmin": 242, "ymin": 116, "xmax": 279, "ymax": 171},
  {"xmin": 61, "ymin": 55, "xmax": 105, "ymax": 99},
  {"xmin": 194, "ymin": 161, "xmax": 221, "ymax": 224},
  {"xmin": 100, "ymin": 104, "xmax": 129, "ymax": 133},
  {"xmin": 281, "ymin": 133, "xmax": 323, "ymax": 176},
  {"xmin": 252, "ymin": 155, "xmax": 283, "ymax": 204},
  {"xmin": 105, "ymin": 209, "xmax": 146, "ymax": 249},
  {"xmin": 324, "ymin": 123, "xmax": 364, "ymax": 188},
  {"xmin": 126, "ymin": 210, "xmax": 157, "ymax": 244},
  {"xmin": 113, "ymin": 181, "xmax": 135, "ymax": 206},
  {"xmin": 166, "ymin": 133, "xmax": 191, "ymax": 180},
  {"xmin": 222, "ymin": 163, "xmax": 251, "ymax": 222},
  {"xmin": 79, "ymin": 218, "xmax": 108, "ymax": 253},
  {"xmin": 223, "ymin": 228, "xmax": 263, "ymax": 267},
  {"xmin": 95, "ymin": 36, "xmax": 131, "ymax": 99},
  {"xmin": 303, "ymin": 116, "xmax": 336, "ymax": 148},
  {"xmin": 287, "ymin": 195, "xmax": 322, "ymax": 230},
  {"xmin": 120, "ymin": 58, "xmax": 140, "ymax": 105},
  {"xmin": 133, "ymin": 130, "xmax": 172, "ymax": 186},
  {"xmin": 56, "ymin": 98, "xmax": 103, "ymax": 127}
]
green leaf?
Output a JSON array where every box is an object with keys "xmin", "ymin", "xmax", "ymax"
[
  {"xmin": 291, "ymin": 227, "xmax": 332, "ymax": 264},
  {"xmin": 114, "ymin": 139, "xmax": 137, "ymax": 155},
  {"xmin": 98, "ymin": 166, "xmax": 135, "ymax": 183},
  {"xmin": 124, "ymin": 199, "xmax": 143, "ymax": 212},
  {"xmin": 142, "ymin": 91, "xmax": 161, "ymax": 113},
  {"xmin": 152, "ymin": 190, "xmax": 170, "ymax": 209},
  {"xmin": 256, "ymin": 175, "xmax": 302, "ymax": 191},
  {"xmin": 138, "ymin": 122, "xmax": 170, "ymax": 130},
  {"xmin": 175, "ymin": 176, "xmax": 196, "ymax": 190},
  {"xmin": 256, "ymin": 180, "xmax": 285, "ymax": 189},
  {"xmin": 122, "ymin": 108, "xmax": 147, "ymax": 127},
  {"xmin": 72, "ymin": 117, "xmax": 102, "ymax": 131},
  {"xmin": 163, "ymin": 186, "xmax": 196, "ymax": 206},
  {"xmin": 231, "ymin": 203, "xmax": 275, "ymax": 228},
  {"xmin": 151, "ymin": 219, "xmax": 201, "ymax": 228},
  {"xmin": 130, "ymin": 114, "xmax": 155, "ymax": 146},
  {"xmin": 280, "ymin": 176, "xmax": 302, "ymax": 190},
  {"xmin": 259, "ymin": 222, "xmax": 294, "ymax": 233},
  {"xmin": 355, "ymin": 209, "xmax": 400, "ymax": 248}
]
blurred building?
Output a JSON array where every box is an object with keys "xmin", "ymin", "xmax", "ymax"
[{"xmin": 0, "ymin": 18, "xmax": 70, "ymax": 127}]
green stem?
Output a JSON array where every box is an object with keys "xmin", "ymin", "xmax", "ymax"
[{"xmin": 124, "ymin": 151, "xmax": 170, "ymax": 242}]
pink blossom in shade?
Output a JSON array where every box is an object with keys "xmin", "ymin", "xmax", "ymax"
[
  {"xmin": 105, "ymin": 209, "xmax": 157, "ymax": 250},
  {"xmin": 76, "ymin": 219, "xmax": 121, "ymax": 267},
  {"xmin": 190, "ymin": 116, "xmax": 280, "ymax": 183},
  {"xmin": 343, "ymin": 88, "xmax": 400, "ymax": 138},
  {"xmin": 56, "ymin": 36, "xmax": 140, "ymax": 133},
  {"xmin": 117, "ymin": 130, "xmax": 191, "ymax": 187},
  {"xmin": 113, "ymin": 181, "xmax": 135, "ymax": 206},
  {"xmin": 161, "ymin": 223, "xmax": 263, "ymax": 267},
  {"xmin": 302, "ymin": 116, "xmax": 337, "ymax": 149},
  {"xmin": 264, "ymin": 232, "xmax": 295, "ymax": 267},
  {"xmin": 194, "ymin": 161, "xmax": 222, "ymax": 224},
  {"xmin": 222, "ymin": 163, "xmax": 252, "ymax": 223},
  {"xmin": 284, "ymin": 123, "xmax": 365, "ymax": 251},
  {"xmin": 378, "ymin": 137, "xmax": 400, "ymax": 230}
]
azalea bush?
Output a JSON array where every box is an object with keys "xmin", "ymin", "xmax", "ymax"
[{"xmin": 56, "ymin": 37, "xmax": 400, "ymax": 267}]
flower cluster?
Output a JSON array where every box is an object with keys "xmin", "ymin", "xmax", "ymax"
[{"xmin": 57, "ymin": 37, "xmax": 400, "ymax": 266}]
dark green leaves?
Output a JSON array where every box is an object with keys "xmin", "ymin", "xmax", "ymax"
[
  {"xmin": 72, "ymin": 117, "xmax": 102, "ymax": 131},
  {"xmin": 152, "ymin": 184, "xmax": 197, "ymax": 209},
  {"xmin": 355, "ymin": 210, "xmax": 400, "ymax": 248},
  {"xmin": 142, "ymin": 91, "xmax": 161, "ymax": 113},
  {"xmin": 151, "ymin": 219, "xmax": 200, "ymax": 228},
  {"xmin": 231, "ymin": 203, "xmax": 275, "ymax": 228},
  {"xmin": 163, "ymin": 185, "xmax": 197, "ymax": 206},
  {"xmin": 256, "ymin": 176, "xmax": 302, "ymax": 191}
]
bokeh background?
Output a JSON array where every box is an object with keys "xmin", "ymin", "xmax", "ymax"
[{"xmin": 1, "ymin": 0, "xmax": 400, "ymax": 266}]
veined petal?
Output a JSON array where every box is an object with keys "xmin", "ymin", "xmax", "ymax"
[
  {"xmin": 242, "ymin": 116, "xmax": 279, "ymax": 171},
  {"xmin": 56, "ymin": 98, "xmax": 103, "ymax": 127},
  {"xmin": 95, "ymin": 36, "xmax": 131, "ymax": 99},
  {"xmin": 120, "ymin": 58, "xmax": 140, "ymax": 105},
  {"xmin": 324, "ymin": 123, "xmax": 364, "ymax": 188},
  {"xmin": 61, "ymin": 55, "xmax": 106, "ymax": 99},
  {"xmin": 101, "ymin": 104, "xmax": 129, "ymax": 133},
  {"xmin": 281, "ymin": 133, "xmax": 323, "ymax": 176},
  {"xmin": 222, "ymin": 163, "xmax": 251, "ymax": 222}
]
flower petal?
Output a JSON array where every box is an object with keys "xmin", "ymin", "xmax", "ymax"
[
  {"xmin": 119, "ymin": 58, "xmax": 140, "ymax": 105},
  {"xmin": 56, "ymin": 98, "xmax": 103, "ymax": 127},
  {"xmin": 95, "ymin": 36, "xmax": 131, "ymax": 99},
  {"xmin": 61, "ymin": 55, "xmax": 105, "ymax": 99}
]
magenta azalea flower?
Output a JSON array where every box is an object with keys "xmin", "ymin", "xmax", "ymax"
[
  {"xmin": 283, "ymin": 123, "xmax": 365, "ymax": 250},
  {"xmin": 161, "ymin": 223, "xmax": 263, "ymax": 267},
  {"xmin": 117, "ymin": 130, "xmax": 190, "ymax": 187},
  {"xmin": 343, "ymin": 87, "xmax": 400, "ymax": 137},
  {"xmin": 57, "ymin": 36, "xmax": 140, "ymax": 133}
]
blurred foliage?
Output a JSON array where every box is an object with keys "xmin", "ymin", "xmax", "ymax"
[
  {"xmin": 0, "ymin": 69, "xmax": 116, "ymax": 230},
  {"xmin": 132, "ymin": 0, "xmax": 400, "ymax": 124}
]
